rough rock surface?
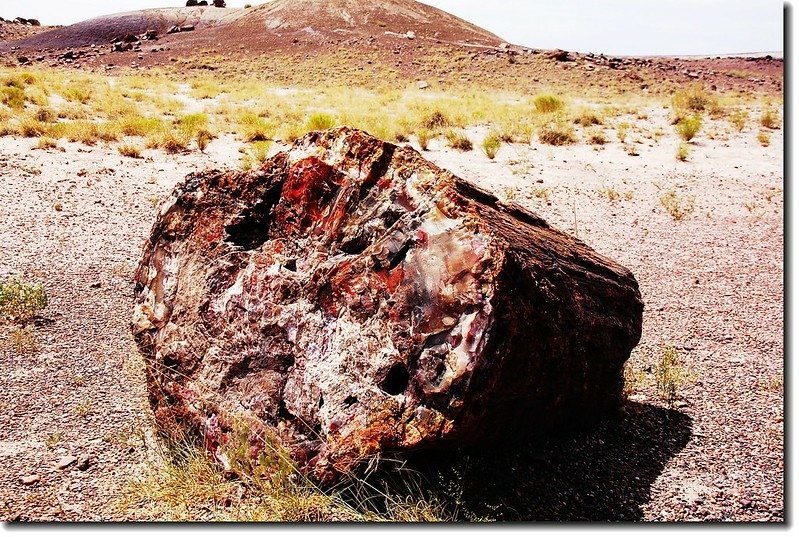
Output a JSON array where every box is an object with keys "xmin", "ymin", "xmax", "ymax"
[{"xmin": 132, "ymin": 127, "xmax": 643, "ymax": 483}]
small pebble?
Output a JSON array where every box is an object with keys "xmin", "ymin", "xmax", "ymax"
[
  {"xmin": 21, "ymin": 474, "xmax": 40, "ymax": 486},
  {"xmin": 56, "ymin": 455, "xmax": 78, "ymax": 470}
]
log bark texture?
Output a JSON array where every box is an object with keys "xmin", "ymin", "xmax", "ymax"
[{"xmin": 132, "ymin": 127, "xmax": 643, "ymax": 483}]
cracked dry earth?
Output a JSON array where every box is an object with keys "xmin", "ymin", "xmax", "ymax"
[{"xmin": 0, "ymin": 110, "xmax": 783, "ymax": 521}]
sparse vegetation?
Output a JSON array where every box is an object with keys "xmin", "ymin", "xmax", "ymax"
[
  {"xmin": 623, "ymin": 362, "xmax": 647, "ymax": 398},
  {"xmin": 121, "ymin": 417, "xmax": 447, "ymax": 521},
  {"xmin": 574, "ymin": 108, "xmax": 603, "ymax": 127},
  {"xmin": 533, "ymin": 94, "xmax": 565, "ymax": 114},
  {"xmin": 586, "ymin": 128, "xmax": 608, "ymax": 145},
  {"xmin": 538, "ymin": 120, "xmax": 576, "ymax": 146},
  {"xmin": 0, "ymin": 278, "xmax": 47, "ymax": 322},
  {"xmin": 445, "ymin": 130, "xmax": 473, "ymax": 151},
  {"xmin": 416, "ymin": 128, "xmax": 432, "ymax": 150},
  {"xmin": 75, "ymin": 399, "xmax": 94, "ymax": 417},
  {"xmin": 45, "ymin": 431, "xmax": 62, "ymax": 449},
  {"xmin": 660, "ymin": 188, "xmax": 695, "ymax": 220},
  {"xmin": 676, "ymin": 115, "xmax": 701, "ymax": 141},
  {"xmin": 655, "ymin": 345, "xmax": 687, "ymax": 407},
  {"xmin": 480, "ymin": 132, "xmax": 502, "ymax": 159},
  {"xmin": 728, "ymin": 109, "xmax": 749, "ymax": 131},
  {"xmin": 119, "ymin": 144, "xmax": 143, "ymax": 158},
  {"xmin": 241, "ymin": 141, "xmax": 273, "ymax": 171},
  {"xmin": 306, "ymin": 113, "xmax": 337, "ymax": 132},
  {"xmin": 598, "ymin": 186, "xmax": 620, "ymax": 202},
  {"xmin": 760, "ymin": 109, "xmax": 781, "ymax": 129},
  {"xmin": 5, "ymin": 326, "xmax": 38, "ymax": 354},
  {"xmin": 528, "ymin": 186, "xmax": 551, "ymax": 200},
  {"xmin": 616, "ymin": 122, "xmax": 630, "ymax": 143},
  {"xmin": 757, "ymin": 131, "xmax": 771, "ymax": 147},
  {"xmin": 35, "ymin": 137, "xmax": 59, "ymax": 150},
  {"xmin": 676, "ymin": 142, "xmax": 690, "ymax": 161},
  {"xmin": 672, "ymin": 83, "xmax": 715, "ymax": 115}
]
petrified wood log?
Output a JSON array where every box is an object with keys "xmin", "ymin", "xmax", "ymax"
[{"xmin": 132, "ymin": 127, "xmax": 643, "ymax": 484}]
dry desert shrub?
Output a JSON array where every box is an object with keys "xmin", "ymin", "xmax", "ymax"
[
  {"xmin": 676, "ymin": 115, "xmax": 701, "ymax": 141},
  {"xmin": 119, "ymin": 144, "xmax": 143, "ymax": 158},
  {"xmin": 533, "ymin": 94, "xmax": 565, "ymax": 114},
  {"xmin": 445, "ymin": 130, "xmax": 473, "ymax": 151},
  {"xmin": 0, "ymin": 278, "xmax": 47, "ymax": 322},
  {"xmin": 481, "ymin": 132, "xmax": 502, "ymax": 159},
  {"xmin": 676, "ymin": 142, "xmax": 690, "ymax": 161},
  {"xmin": 760, "ymin": 109, "xmax": 781, "ymax": 129},
  {"xmin": 538, "ymin": 120, "xmax": 576, "ymax": 146},
  {"xmin": 660, "ymin": 188, "xmax": 695, "ymax": 220}
]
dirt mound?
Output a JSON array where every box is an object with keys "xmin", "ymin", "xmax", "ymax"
[
  {"xmin": 3, "ymin": 7, "xmax": 244, "ymax": 50},
  {"xmin": 3, "ymin": 0, "xmax": 501, "ymax": 53},
  {"xmin": 233, "ymin": 0, "xmax": 501, "ymax": 46}
]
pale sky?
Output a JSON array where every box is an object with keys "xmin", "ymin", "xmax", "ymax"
[{"xmin": 0, "ymin": 0, "xmax": 784, "ymax": 56}]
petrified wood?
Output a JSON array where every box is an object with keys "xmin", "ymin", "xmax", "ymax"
[{"xmin": 132, "ymin": 127, "xmax": 643, "ymax": 483}]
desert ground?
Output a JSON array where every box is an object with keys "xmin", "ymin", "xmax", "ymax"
[{"xmin": 0, "ymin": 1, "xmax": 784, "ymax": 523}]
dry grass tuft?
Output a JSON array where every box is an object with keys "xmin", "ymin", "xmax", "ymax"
[
  {"xmin": 480, "ymin": 132, "xmax": 502, "ymax": 159},
  {"xmin": 660, "ymin": 188, "xmax": 695, "ymax": 220},
  {"xmin": 538, "ymin": 120, "xmax": 576, "ymax": 146},
  {"xmin": 119, "ymin": 144, "xmax": 143, "ymax": 158}
]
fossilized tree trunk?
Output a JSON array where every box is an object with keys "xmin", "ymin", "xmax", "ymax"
[{"xmin": 132, "ymin": 127, "xmax": 643, "ymax": 484}]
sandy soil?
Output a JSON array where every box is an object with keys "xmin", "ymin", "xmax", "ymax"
[{"xmin": 0, "ymin": 106, "xmax": 783, "ymax": 521}]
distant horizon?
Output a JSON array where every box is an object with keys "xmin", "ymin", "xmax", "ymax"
[{"xmin": 0, "ymin": 0, "xmax": 784, "ymax": 57}]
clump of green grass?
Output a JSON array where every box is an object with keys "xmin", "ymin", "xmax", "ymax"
[
  {"xmin": 445, "ymin": 130, "xmax": 473, "ymax": 151},
  {"xmin": 118, "ymin": 115, "xmax": 164, "ymax": 137},
  {"xmin": 241, "ymin": 141, "xmax": 273, "ymax": 171},
  {"xmin": 760, "ymin": 109, "xmax": 781, "ymax": 129},
  {"xmin": 676, "ymin": 115, "xmax": 701, "ymax": 141},
  {"xmin": 533, "ymin": 94, "xmax": 565, "ymax": 114},
  {"xmin": 676, "ymin": 142, "xmax": 690, "ymax": 161},
  {"xmin": 480, "ymin": 132, "xmax": 502, "ymax": 159},
  {"xmin": 416, "ymin": 128, "xmax": 432, "ymax": 150},
  {"xmin": 306, "ymin": 113, "xmax": 337, "ymax": 131},
  {"xmin": 616, "ymin": 122, "xmax": 630, "ymax": 143},
  {"xmin": 61, "ymin": 85, "xmax": 92, "ymax": 104},
  {"xmin": 660, "ymin": 188, "xmax": 695, "ymax": 220},
  {"xmin": 1, "ymin": 85, "xmax": 26, "ymax": 110},
  {"xmin": 0, "ymin": 278, "xmax": 47, "ymax": 322},
  {"xmin": 49, "ymin": 121, "xmax": 120, "ymax": 145},
  {"xmin": 239, "ymin": 112, "xmax": 275, "ymax": 143},
  {"xmin": 146, "ymin": 128, "xmax": 190, "ymax": 153},
  {"xmin": 655, "ymin": 345, "xmax": 686, "ymax": 407},
  {"xmin": 537, "ymin": 120, "xmax": 576, "ymax": 146},
  {"xmin": 189, "ymin": 79, "xmax": 222, "ymax": 100},
  {"xmin": 119, "ymin": 144, "xmax": 143, "ymax": 158}
]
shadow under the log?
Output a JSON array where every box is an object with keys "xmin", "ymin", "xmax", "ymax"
[{"xmin": 367, "ymin": 402, "xmax": 693, "ymax": 521}]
